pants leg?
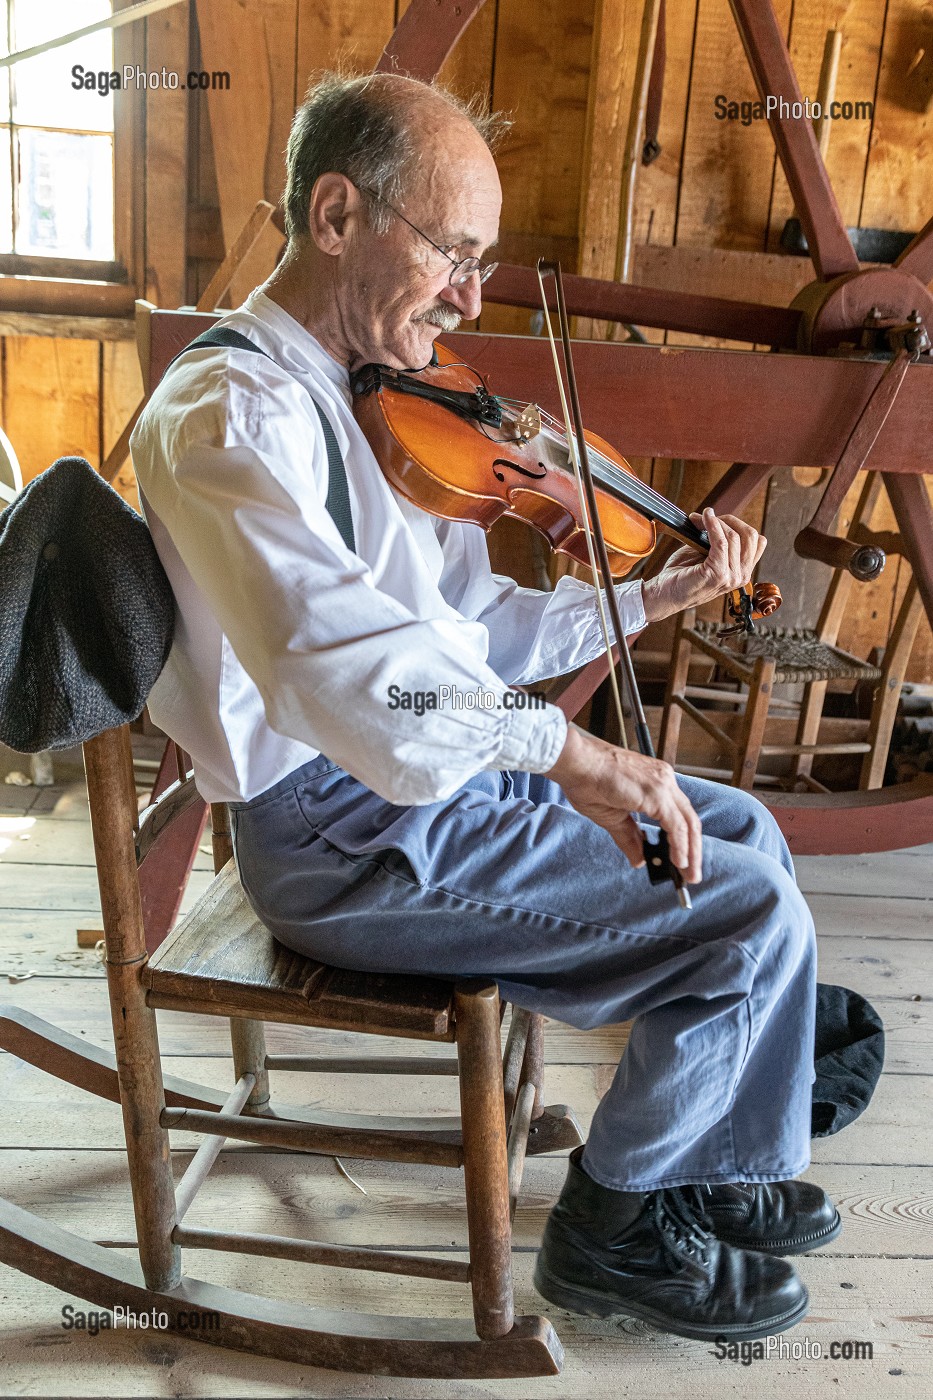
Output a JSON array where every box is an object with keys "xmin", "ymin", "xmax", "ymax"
[{"xmin": 231, "ymin": 759, "xmax": 816, "ymax": 1191}]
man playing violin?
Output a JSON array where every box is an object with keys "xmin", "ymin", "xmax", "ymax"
[{"xmin": 132, "ymin": 71, "xmax": 838, "ymax": 1343}]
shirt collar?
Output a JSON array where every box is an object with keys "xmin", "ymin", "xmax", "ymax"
[{"xmin": 242, "ymin": 289, "xmax": 351, "ymax": 396}]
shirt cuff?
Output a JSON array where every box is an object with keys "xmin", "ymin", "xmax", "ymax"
[
  {"xmin": 488, "ymin": 699, "xmax": 568, "ymax": 775},
  {"xmin": 615, "ymin": 578, "xmax": 647, "ymax": 634}
]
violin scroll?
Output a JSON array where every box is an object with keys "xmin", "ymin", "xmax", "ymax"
[
  {"xmin": 719, "ymin": 581, "xmax": 783, "ymax": 639},
  {"xmin": 751, "ymin": 581, "xmax": 782, "ymax": 618}
]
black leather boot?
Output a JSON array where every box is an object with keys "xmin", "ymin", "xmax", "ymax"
[
  {"xmin": 701, "ymin": 1180, "xmax": 841, "ymax": 1255},
  {"xmin": 533, "ymin": 1149, "xmax": 809, "ymax": 1341}
]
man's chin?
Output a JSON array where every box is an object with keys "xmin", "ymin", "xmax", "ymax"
[{"xmin": 379, "ymin": 324, "xmax": 442, "ymax": 371}]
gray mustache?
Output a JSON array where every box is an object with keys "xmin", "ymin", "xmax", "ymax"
[{"xmin": 414, "ymin": 306, "xmax": 462, "ymax": 332}]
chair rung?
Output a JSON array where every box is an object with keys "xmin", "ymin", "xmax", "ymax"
[
  {"xmin": 264, "ymin": 1054, "xmax": 460, "ymax": 1076},
  {"xmin": 160, "ymin": 1105, "xmax": 463, "ymax": 1167},
  {"xmin": 173, "ymin": 1224, "xmax": 471, "ymax": 1283},
  {"xmin": 683, "ymin": 628, "xmax": 756, "ymax": 679},
  {"xmin": 672, "ymin": 763, "xmax": 785, "ymax": 787},
  {"xmin": 675, "ymin": 697, "xmax": 737, "ymax": 751},
  {"xmin": 683, "ymin": 685, "xmax": 800, "ymax": 711},
  {"xmin": 174, "ymin": 1073, "xmax": 255, "ymax": 1222},
  {"xmin": 759, "ymin": 742, "xmax": 871, "ymax": 756}
]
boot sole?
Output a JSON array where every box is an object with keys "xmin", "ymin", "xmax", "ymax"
[
  {"xmin": 714, "ymin": 1208, "xmax": 842, "ymax": 1257},
  {"xmin": 533, "ymin": 1258, "xmax": 810, "ymax": 1342}
]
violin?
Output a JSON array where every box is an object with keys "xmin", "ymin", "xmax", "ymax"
[{"xmin": 351, "ymin": 342, "xmax": 781, "ymax": 634}]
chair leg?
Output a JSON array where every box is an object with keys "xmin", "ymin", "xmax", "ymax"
[
  {"xmin": 659, "ymin": 610, "xmax": 696, "ymax": 764},
  {"xmin": 732, "ymin": 657, "xmax": 775, "ymax": 790},
  {"xmin": 861, "ymin": 578, "xmax": 924, "ymax": 789},
  {"xmin": 792, "ymin": 678, "xmax": 828, "ymax": 784},
  {"xmin": 84, "ymin": 728, "xmax": 180, "ymax": 1292},
  {"xmin": 230, "ymin": 1018, "xmax": 270, "ymax": 1110},
  {"xmin": 455, "ymin": 983, "xmax": 515, "ymax": 1341}
]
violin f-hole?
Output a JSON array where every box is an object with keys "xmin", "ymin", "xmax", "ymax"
[{"xmin": 492, "ymin": 458, "xmax": 547, "ymax": 483}]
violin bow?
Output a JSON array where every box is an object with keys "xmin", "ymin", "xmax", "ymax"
[{"xmin": 536, "ymin": 258, "xmax": 692, "ymax": 909}]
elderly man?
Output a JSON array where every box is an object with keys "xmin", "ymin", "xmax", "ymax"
[{"xmin": 131, "ymin": 72, "xmax": 839, "ymax": 1344}]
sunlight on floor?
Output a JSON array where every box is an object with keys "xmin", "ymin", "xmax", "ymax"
[{"xmin": 0, "ymin": 814, "xmax": 37, "ymax": 855}]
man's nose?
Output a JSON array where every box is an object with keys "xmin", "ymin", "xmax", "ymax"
[{"xmin": 440, "ymin": 273, "xmax": 483, "ymax": 322}]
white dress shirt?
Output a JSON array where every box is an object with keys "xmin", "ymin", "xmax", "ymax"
[{"xmin": 130, "ymin": 290, "xmax": 646, "ymax": 805}]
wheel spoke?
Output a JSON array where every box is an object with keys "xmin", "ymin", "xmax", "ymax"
[
  {"xmin": 728, "ymin": 0, "xmax": 858, "ymax": 281},
  {"xmin": 894, "ymin": 213, "xmax": 933, "ymax": 286},
  {"xmin": 377, "ymin": 0, "xmax": 489, "ymax": 81}
]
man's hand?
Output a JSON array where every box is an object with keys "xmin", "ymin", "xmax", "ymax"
[
  {"xmin": 641, "ymin": 507, "xmax": 767, "ymax": 624},
  {"xmin": 545, "ymin": 723, "xmax": 702, "ymax": 883}
]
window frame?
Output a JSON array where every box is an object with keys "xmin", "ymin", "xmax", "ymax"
[{"xmin": 0, "ymin": 0, "xmax": 143, "ymax": 310}]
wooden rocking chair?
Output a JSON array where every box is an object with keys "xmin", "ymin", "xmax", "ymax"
[{"xmin": 0, "ymin": 722, "xmax": 581, "ymax": 1376}]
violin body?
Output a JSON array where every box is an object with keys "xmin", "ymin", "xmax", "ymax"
[
  {"xmin": 353, "ymin": 340, "xmax": 780, "ymax": 627},
  {"xmin": 352, "ymin": 342, "xmax": 655, "ymax": 579}
]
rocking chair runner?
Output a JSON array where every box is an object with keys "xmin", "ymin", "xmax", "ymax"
[{"xmin": 0, "ymin": 719, "xmax": 582, "ymax": 1376}]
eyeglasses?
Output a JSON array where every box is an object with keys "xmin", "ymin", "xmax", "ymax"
[{"xmin": 358, "ymin": 185, "xmax": 499, "ymax": 287}]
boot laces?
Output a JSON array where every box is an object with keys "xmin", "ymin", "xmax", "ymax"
[{"xmin": 647, "ymin": 1186, "xmax": 713, "ymax": 1270}]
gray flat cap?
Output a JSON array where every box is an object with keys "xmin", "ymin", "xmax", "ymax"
[{"xmin": 0, "ymin": 456, "xmax": 174, "ymax": 753}]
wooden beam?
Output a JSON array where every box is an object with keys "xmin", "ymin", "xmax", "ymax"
[
  {"xmin": 440, "ymin": 329, "xmax": 933, "ymax": 471},
  {"xmin": 0, "ymin": 312, "xmax": 134, "ymax": 341},
  {"xmin": 0, "ymin": 280, "xmax": 135, "ymax": 318},
  {"xmin": 195, "ymin": 200, "xmax": 276, "ymax": 312}
]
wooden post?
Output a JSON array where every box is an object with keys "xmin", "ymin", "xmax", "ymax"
[
  {"xmin": 860, "ymin": 579, "xmax": 924, "ymax": 789},
  {"xmin": 455, "ymin": 983, "xmax": 514, "ymax": 1341},
  {"xmin": 83, "ymin": 726, "xmax": 180, "ymax": 1291},
  {"xmin": 211, "ymin": 801, "xmax": 272, "ymax": 1110},
  {"xmin": 658, "ymin": 608, "xmax": 695, "ymax": 763},
  {"xmin": 609, "ymin": 0, "xmax": 663, "ymax": 306},
  {"xmin": 732, "ymin": 657, "xmax": 776, "ymax": 790}
]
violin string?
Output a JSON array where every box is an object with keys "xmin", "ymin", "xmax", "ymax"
[
  {"xmin": 418, "ymin": 370, "xmax": 687, "ymax": 527},
  {"xmin": 495, "ymin": 395, "xmax": 692, "ymax": 529},
  {"xmin": 536, "ymin": 423, "xmax": 686, "ymax": 531},
  {"xmin": 501, "ymin": 400, "xmax": 667, "ymax": 513},
  {"xmin": 534, "ymin": 264, "xmax": 629, "ymax": 748}
]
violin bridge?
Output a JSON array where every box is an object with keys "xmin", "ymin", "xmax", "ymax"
[{"xmin": 514, "ymin": 404, "xmax": 542, "ymax": 442}]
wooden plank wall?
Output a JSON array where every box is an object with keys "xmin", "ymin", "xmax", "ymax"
[{"xmin": 0, "ymin": 0, "xmax": 930, "ymax": 677}]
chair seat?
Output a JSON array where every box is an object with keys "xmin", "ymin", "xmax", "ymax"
[
  {"xmin": 692, "ymin": 621, "xmax": 883, "ymax": 685},
  {"xmin": 142, "ymin": 861, "xmax": 455, "ymax": 1040}
]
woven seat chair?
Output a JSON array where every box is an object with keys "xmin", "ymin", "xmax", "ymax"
[{"xmin": 659, "ymin": 474, "xmax": 923, "ymax": 792}]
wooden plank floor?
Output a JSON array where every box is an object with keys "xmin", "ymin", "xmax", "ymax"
[{"xmin": 0, "ymin": 758, "xmax": 930, "ymax": 1397}]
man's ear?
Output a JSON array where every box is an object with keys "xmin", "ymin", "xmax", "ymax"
[{"xmin": 308, "ymin": 173, "xmax": 360, "ymax": 256}]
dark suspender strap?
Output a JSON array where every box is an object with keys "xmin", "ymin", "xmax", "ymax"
[{"xmin": 169, "ymin": 327, "xmax": 357, "ymax": 554}]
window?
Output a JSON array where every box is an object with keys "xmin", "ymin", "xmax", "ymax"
[{"xmin": 0, "ymin": 0, "xmax": 116, "ymax": 273}]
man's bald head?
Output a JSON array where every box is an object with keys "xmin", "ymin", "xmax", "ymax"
[{"xmin": 284, "ymin": 72, "xmax": 508, "ymax": 243}]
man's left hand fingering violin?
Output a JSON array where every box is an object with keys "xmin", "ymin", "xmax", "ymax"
[{"xmin": 351, "ymin": 343, "xmax": 781, "ymax": 637}]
